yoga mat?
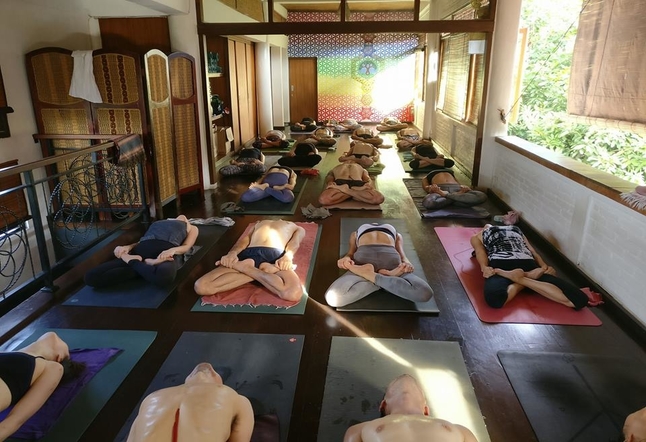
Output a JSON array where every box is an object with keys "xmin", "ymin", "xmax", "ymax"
[
  {"xmin": 115, "ymin": 332, "xmax": 304, "ymax": 442},
  {"xmin": 64, "ymin": 225, "xmax": 229, "ymax": 308},
  {"xmin": 403, "ymin": 179, "xmax": 490, "ymax": 219},
  {"xmin": 235, "ymin": 175, "xmax": 308, "ymax": 215},
  {"xmin": 335, "ymin": 218, "xmax": 439, "ymax": 313},
  {"xmin": 192, "ymin": 222, "xmax": 321, "ymax": 314},
  {"xmin": 498, "ymin": 351, "xmax": 646, "ymax": 442},
  {"xmin": 3, "ymin": 328, "xmax": 156, "ymax": 442},
  {"xmin": 318, "ymin": 337, "xmax": 490, "ymax": 442},
  {"xmin": 435, "ymin": 227, "xmax": 602, "ymax": 325}
]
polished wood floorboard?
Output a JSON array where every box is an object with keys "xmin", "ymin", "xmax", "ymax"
[{"xmin": 3, "ymin": 132, "xmax": 646, "ymax": 442}]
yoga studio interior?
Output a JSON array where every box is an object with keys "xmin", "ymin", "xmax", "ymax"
[{"xmin": 1, "ymin": 0, "xmax": 645, "ymax": 441}]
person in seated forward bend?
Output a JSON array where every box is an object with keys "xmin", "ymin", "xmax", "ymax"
[
  {"xmin": 470, "ymin": 224, "xmax": 589, "ymax": 310},
  {"xmin": 325, "ymin": 223, "xmax": 433, "ymax": 307},
  {"xmin": 277, "ymin": 142, "xmax": 322, "ymax": 168},
  {"xmin": 85, "ymin": 215, "xmax": 198, "ymax": 288},
  {"xmin": 409, "ymin": 141, "xmax": 454, "ymax": 170},
  {"xmin": 0, "ymin": 332, "xmax": 85, "ymax": 440},
  {"xmin": 624, "ymin": 407, "xmax": 646, "ymax": 442},
  {"xmin": 344, "ymin": 374, "xmax": 477, "ymax": 442},
  {"xmin": 219, "ymin": 146, "xmax": 266, "ymax": 177},
  {"xmin": 126, "ymin": 362, "xmax": 254, "ymax": 442},
  {"xmin": 339, "ymin": 141, "xmax": 380, "ymax": 168},
  {"xmin": 351, "ymin": 127, "xmax": 384, "ymax": 147},
  {"xmin": 332, "ymin": 118, "xmax": 362, "ymax": 132},
  {"xmin": 194, "ymin": 220, "xmax": 305, "ymax": 302},
  {"xmin": 252, "ymin": 130, "xmax": 289, "ymax": 150},
  {"xmin": 421, "ymin": 169, "xmax": 487, "ymax": 210},
  {"xmin": 240, "ymin": 166, "xmax": 297, "ymax": 204},
  {"xmin": 303, "ymin": 127, "xmax": 337, "ymax": 147},
  {"xmin": 290, "ymin": 117, "xmax": 317, "ymax": 132},
  {"xmin": 318, "ymin": 163, "xmax": 385, "ymax": 206},
  {"xmin": 376, "ymin": 116, "xmax": 408, "ymax": 132}
]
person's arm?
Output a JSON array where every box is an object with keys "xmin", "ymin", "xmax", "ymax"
[
  {"xmin": 522, "ymin": 235, "xmax": 555, "ymax": 274},
  {"xmin": 217, "ymin": 224, "xmax": 255, "ymax": 267},
  {"xmin": 228, "ymin": 395, "xmax": 254, "ymax": 442},
  {"xmin": 470, "ymin": 232, "xmax": 494, "ymax": 278},
  {"xmin": 343, "ymin": 422, "xmax": 367, "ymax": 442},
  {"xmin": 339, "ymin": 149, "xmax": 354, "ymax": 162},
  {"xmin": 0, "ymin": 361, "xmax": 63, "ymax": 440},
  {"xmin": 361, "ymin": 168, "xmax": 371, "ymax": 184},
  {"xmin": 324, "ymin": 170, "xmax": 336, "ymax": 185},
  {"xmin": 422, "ymin": 176, "xmax": 431, "ymax": 193},
  {"xmin": 456, "ymin": 424, "xmax": 479, "ymax": 442},
  {"xmin": 338, "ymin": 232, "xmax": 358, "ymax": 269},
  {"xmin": 114, "ymin": 242, "xmax": 139, "ymax": 258},
  {"xmin": 370, "ymin": 147, "xmax": 380, "ymax": 162},
  {"xmin": 258, "ymin": 152, "xmax": 266, "ymax": 164},
  {"xmin": 157, "ymin": 224, "xmax": 199, "ymax": 260},
  {"xmin": 394, "ymin": 233, "xmax": 413, "ymax": 273},
  {"xmin": 275, "ymin": 225, "xmax": 306, "ymax": 270}
]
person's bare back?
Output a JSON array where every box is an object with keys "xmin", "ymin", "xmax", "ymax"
[
  {"xmin": 347, "ymin": 414, "xmax": 477, "ymax": 442},
  {"xmin": 331, "ymin": 163, "xmax": 368, "ymax": 182}
]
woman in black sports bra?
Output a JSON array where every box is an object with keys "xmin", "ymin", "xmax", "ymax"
[{"xmin": 0, "ymin": 332, "xmax": 82, "ymax": 439}]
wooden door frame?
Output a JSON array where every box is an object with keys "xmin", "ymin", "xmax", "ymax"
[{"xmin": 289, "ymin": 57, "xmax": 318, "ymax": 124}]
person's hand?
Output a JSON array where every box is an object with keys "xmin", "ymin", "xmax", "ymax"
[
  {"xmin": 400, "ymin": 261, "xmax": 414, "ymax": 273},
  {"xmin": 287, "ymin": 151, "xmax": 295, "ymax": 157},
  {"xmin": 482, "ymin": 266, "xmax": 495, "ymax": 278},
  {"xmin": 217, "ymin": 252, "xmax": 239, "ymax": 268},
  {"xmin": 458, "ymin": 185, "xmax": 471, "ymax": 194},
  {"xmin": 275, "ymin": 253, "xmax": 294, "ymax": 271},
  {"xmin": 114, "ymin": 245, "xmax": 129, "ymax": 258},
  {"xmin": 157, "ymin": 249, "xmax": 175, "ymax": 261},
  {"xmin": 542, "ymin": 265, "xmax": 556, "ymax": 276},
  {"xmin": 338, "ymin": 256, "xmax": 354, "ymax": 269}
]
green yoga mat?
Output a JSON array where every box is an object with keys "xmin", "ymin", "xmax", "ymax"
[
  {"xmin": 4, "ymin": 328, "xmax": 156, "ymax": 442},
  {"xmin": 63, "ymin": 225, "xmax": 229, "ymax": 308},
  {"xmin": 318, "ymin": 337, "xmax": 490, "ymax": 442},
  {"xmin": 336, "ymin": 218, "xmax": 439, "ymax": 313},
  {"xmin": 115, "ymin": 332, "xmax": 304, "ymax": 442},
  {"xmin": 235, "ymin": 175, "xmax": 308, "ymax": 215},
  {"xmin": 191, "ymin": 223, "xmax": 321, "ymax": 315}
]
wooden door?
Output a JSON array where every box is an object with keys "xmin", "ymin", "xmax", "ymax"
[{"xmin": 289, "ymin": 57, "xmax": 318, "ymax": 123}]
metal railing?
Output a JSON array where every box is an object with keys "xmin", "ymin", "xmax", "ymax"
[{"xmin": 0, "ymin": 136, "xmax": 149, "ymax": 314}]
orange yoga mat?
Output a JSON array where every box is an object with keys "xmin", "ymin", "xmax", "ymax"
[{"xmin": 435, "ymin": 227, "xmax": 602, "ymax": 326}]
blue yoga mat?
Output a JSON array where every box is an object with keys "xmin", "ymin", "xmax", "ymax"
[
  {"xmin": 3, "ymin": 328, "xmax": 156, "ymax": 442},
  {"xmin": 115, "ymin": 332, "xmax": 304, "ymax": 442}
]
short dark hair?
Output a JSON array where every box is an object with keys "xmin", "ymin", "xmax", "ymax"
[{"xmin": 60, "ymin": 359, "xmax": 86, "ymax": 383}]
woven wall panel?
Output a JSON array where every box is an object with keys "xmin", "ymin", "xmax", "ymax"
[
  {"xmin": 170, "ymin": 57, "xmax": 194, "ymax": 100},
  {"xmin": 30, "ymin": 53, "xmax": 80, "ymax": 106},
  {"xmin": 41, "ymin": 109, "xmax": 93, "ymax": 150},
  {"xmin": 236, "ymin": 0, "xmax": 263, "ymax": 22},
  {"xmin": 173, "ymin": 103, "xmax": 199, "ymax": 188},
  {"xmin": 0, "ymin": 160, "xmax": 29, "ymax": 224},
  {"xmin": 93, "ymin": 53, "xmax": 140, "ymax": 104},
  {"xmin": 148, "ymin": 54, "xmax": 170, "ymax": 103},
  {"xmin": 95, "ymin": 109, "xmax": 143, "ymax": 135},
  {"xmin": 151, "ymin": 106, "xmax": 176, "ymax": 202}
]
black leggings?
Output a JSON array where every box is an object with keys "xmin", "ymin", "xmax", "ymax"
[
  {"xmin": 484, "ymin": 259, "xmax": 588, "ymax": 309},
  {"xmin": 84, "ymin": 239, "xmax": 179, "ymax": 288},
  {"xmin": 409, "ymin": 158, "xmax": 455, "ymax": 170},
  {"xmin": 277, "ymin": 154, "xmax": 322, "ymax": 168}
]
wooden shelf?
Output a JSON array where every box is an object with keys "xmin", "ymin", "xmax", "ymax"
[{"xmin": 208, "ymin": 72, "xmax": 224, "ymax": 78}]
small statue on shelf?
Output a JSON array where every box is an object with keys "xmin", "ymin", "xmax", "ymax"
[
  {"xmin": 210, "ymin": 94, "xmax": 224, "ymax": 116},
  {"xmin": 207, "ymin": 52, "xmax": 222, "ymax": 74}
]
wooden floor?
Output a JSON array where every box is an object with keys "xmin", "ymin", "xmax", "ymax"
[{"xmin": 3, "ymin": 130, "xmax": 646, "ymax": 442}]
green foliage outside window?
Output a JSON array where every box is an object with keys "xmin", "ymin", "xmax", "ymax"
[{"xmin": 508, "ymin": 0, "xmax": 646, "ymax": 185}]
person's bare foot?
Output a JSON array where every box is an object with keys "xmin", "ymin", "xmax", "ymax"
[
  {"xmin": 121, "ymin": 253, "xmax": 142, "ymax": 264},
  {"xmin": 525, "ymin": 267, "xmax": 545, "ymax": 280},
  {"xmin": 429, "ymin": 184, "xmax": 446, "ymax": 196},
  {"xmin": 347, "ymin": 263, "xmax": 376, "ymax": 281},
  {"xmin": 495, "ymin": 268, "xmax": 525, "ymax": 283},
  {"xmin": 378, "ymin": 263, "xmax": 407, "ymax": 277},
  {"xmin": 259, "ymin": 262, "xmax": 281, "ymax": 274},
  {"xmin": 232, "ymin": 258, "xmax": 257, "ymax": 274},
  {"xmin": 144, "ymin": 255, "xmax": 174, "ymax": 266}
]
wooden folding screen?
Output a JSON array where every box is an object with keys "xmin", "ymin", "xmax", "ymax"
[{"xmin": 169, "ymin": 52, "xmax": 203, "ymax": 200}]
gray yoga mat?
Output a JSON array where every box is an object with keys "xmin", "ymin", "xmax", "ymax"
[
  {"xmin": 4, "ymin": 328, "xmax": 156, "ymax": 442},
  {"xmin": 64, "ymin": 225, "xmax": 228, "ymax": 308},
  {"xmin": 336, "ymin": 218, "xmax": 439, "ymax": 313},
  {"xmin": 115, "ymin": 332, "xmax": 304, "ymax": 442},
  {"xmin": 498, "ymin": 351, "xmax": 646, "ymax": 442},
  {"xmin": 235, "ymin": 175, "xmax": 308, "ymax": 215},
  {"xmin": 403, "ymin": 179, "xmax": 490, "ymax": 219},
  {"xmin": 318, "ymin": 337, "xmax": 490, "ymax": 442}
]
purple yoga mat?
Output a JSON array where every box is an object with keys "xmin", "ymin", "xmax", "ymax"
[{"xmin": 0, "ymin": 347, "xmax": 121, "ymax": 440}]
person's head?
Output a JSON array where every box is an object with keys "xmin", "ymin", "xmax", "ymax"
[
  {"xmin": 185, "ymin": 362, "xmax": 224, "ymax": 385},
  {"xmin": 36, "ymin": 332, "xmax": 70, "ymax": 363},
  {"xmin": 623, "ymin": 407, "xmax": 646, "ymax": 442},
  {"xmin": 60, "ymin": 358, "xmax": 86, "ymax": 383},
  {"xmin": 379, "ymin": 374, "xmax": 429, "ymax": 417},
  {"xmin": 266, "ymin": 130, "xmax": 286, "ymax": 141}
]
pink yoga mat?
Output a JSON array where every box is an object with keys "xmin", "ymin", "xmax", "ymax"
[
  {"xmin": 201, "ymin": 222, "xmax": 319, "ymax": 308},
  {"xmin": 435, "ymin": 227, "xmax": 602, "ymax": 326}
]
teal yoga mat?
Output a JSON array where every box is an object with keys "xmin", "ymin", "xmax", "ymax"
[
  {"xmin": 318, "ymin": 337, "xmax": 490, "ymax": 442},
  {"xmin": 336, "ymin": 218, "xmax": 439, "ymax": 313},
  {"xmin": 63, "ymin": 225, "xmax": 228, "ymax": 308},
  {"xmin": 4, "ymin": 328, "xmax": 156, "ymax": 442},
  {"xmin": 235, "ymin": 175, "xmax": 309, "ymax": 215},
  {"xmin": 115, "ymin": 332, "xmax": 304, "ymax": 442}
]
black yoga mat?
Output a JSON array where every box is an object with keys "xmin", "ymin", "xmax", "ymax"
[
  {"xmin": 4, "ymin": 328, "xmax": 155, "ymax": 442},
  {"xmin": 64, "ymin": 225, "xmax": 229, "ymax": 308},
  {"xmin": 498, "ymin": 351, "xmax": 646, "ymax": 442},
  {"xmin": 115, "ymin": 332, "xmax": 304, "ymax": 442},
  {"xmin": 318, "ymin": 337, "xmax": 490, "ymax": 442},
  {"xmin": 403, "ymin": 178, "xmax": 490, "ymax": 219},
  {"xmin": 336, "ymin": 218, "xmax": 439, "ymax": 313},
  {"xmin": 235, "ymin": 175, "xmax": 308, "ymax": 215}
]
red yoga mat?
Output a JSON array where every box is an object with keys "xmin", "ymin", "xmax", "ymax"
[
  {"xmin": 435, "ymin": 227, "xmax": 602, "ymax": 326},
  {"xmin": 200, "ymin": 222, "xmax": 319, "ymax": 308}
]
